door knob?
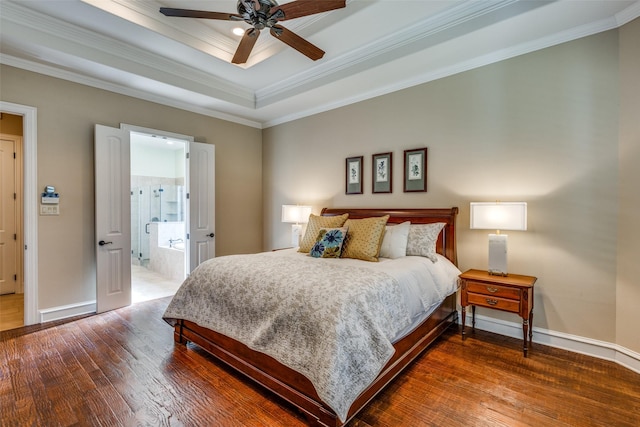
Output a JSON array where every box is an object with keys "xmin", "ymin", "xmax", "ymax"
[
  {"xmin": 207, "ymin": 233, "xmax": 215, "ymax": 238},
  {"xmin": 98, "ymin": 240, "xmax": 113, "ymax": 246}
]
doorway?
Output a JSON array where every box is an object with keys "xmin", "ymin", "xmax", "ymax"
[
  {"xmin": 0, "ymin": 102, "xmax": 37, "ymax": 328},
  {"xmin": 130, "ymin": 132, "xmax": 187, "ymax": 303},
  {"xmin": 96, "ymin": 124, "xmax": 215, "ymax": 314},
  {"xmin": 0, "ymin": 113, "xmax": 24, "ymax": 331}
]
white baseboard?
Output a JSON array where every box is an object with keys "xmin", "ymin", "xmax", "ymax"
[
  {"xmin": 463, "ymin": 312, "xmax": 640, "ymax": 374},
  {"xmin": 39, "ymin": 300, "xmax": 96, "ymax": 323}
]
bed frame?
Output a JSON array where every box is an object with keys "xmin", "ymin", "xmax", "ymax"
[{"xmin": 172, "ymin": 207, "xmax": 459, "ymax": 426}]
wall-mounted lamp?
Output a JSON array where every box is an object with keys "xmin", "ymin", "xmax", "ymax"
[
  {"xmin": 282, "ymin": 205, "xmax": 312, "ymax": 247},
  {"xmin": 470, "ymin": 202, "xmax": 527, "ymax": 276}
]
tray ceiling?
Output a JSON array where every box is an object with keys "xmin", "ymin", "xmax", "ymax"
[{"xmin": 1, "ymin": 0, "xmax": 638, "ymax": 128}]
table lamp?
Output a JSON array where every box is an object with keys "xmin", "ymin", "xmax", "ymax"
[
  {"xmin": 282, "ymin": 205, "xmax": 312, "ymax": 247},
  {"xmin": 470, "ymin": 202, "xmax": 527, "ymax": 276}
]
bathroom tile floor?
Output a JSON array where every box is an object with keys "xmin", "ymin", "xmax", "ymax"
[{"xmin": 131, "ymin": 264, "xmax": 184, "ymax": 304}]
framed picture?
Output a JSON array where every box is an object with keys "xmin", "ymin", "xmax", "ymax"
[
  {"xmin": 404, "ymin": 147, "xmax": 427, "ymax": 192},
  {"xmin": 372, "ymin": 152, "xmax": 392, "ymax": 194},
  {"xmin": 345, "ymin": 156, "xmax": 363, "ymax": 194}
]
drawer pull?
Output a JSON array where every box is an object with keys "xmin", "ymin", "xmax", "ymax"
[
  {"xmin": 486, "ymin": 298, "xmax": 498, "ymax": 306},
  {"xmin": 486, "ymin": 286, "xmax": 498, "ymax": 293}
]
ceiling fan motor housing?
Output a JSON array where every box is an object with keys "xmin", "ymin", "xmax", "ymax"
[{"xmin": 238, "ymin": 0, "xmax": 279, "ymax": 30}]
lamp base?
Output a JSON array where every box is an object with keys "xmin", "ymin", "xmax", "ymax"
[
  {"xmin": 488, "ymin": 234, "xmax": 508, "ymax": 276},
  {"xmin": 291, "ymin": 224, "xmax": 302, "ymax": 247},
  {"xmin": 488, "ymin": 270, "xmax": 509, "ymax": 277}
]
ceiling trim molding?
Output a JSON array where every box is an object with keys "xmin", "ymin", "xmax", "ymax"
[
  {"xmin": 255, "ymin": 0, "xmax": 532, "ymax": 107},
  {"xmin": 1, "ymin": 1, "xmax": 255, "ymax": 106},
  {"xmin": 80, "ymin": 0, "xmax": 239, "ymax": 57},
  {"xmin": 0, "ymin": 54, "xmax": 262, "ymax": 129},
  {"xmin": 262, "ymin": 9, "xmax": 635, "ymax": 128},
  {"xmin": 616, "ymin": 0, "xmax": 640, "ymax": 25}
]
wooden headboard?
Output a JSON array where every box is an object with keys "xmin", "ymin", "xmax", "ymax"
[{"xmin": 320, "ymin": 207, "xmax": 459, "ymax": 266}]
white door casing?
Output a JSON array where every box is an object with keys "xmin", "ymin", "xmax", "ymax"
[
  {"xmin": 188, "ymin": 142, "xmax": 215, "ymax": 272},
  {"xmin": 0, "ymin": 135, "xmax": 18, "ymax": 295},
  {"xmin": 95, "ymin": 125, "xmax": 131, "ymax": 313},
  {"xmin": 0, "ymin": 102, "xmax": 37, "ymax": 326}
]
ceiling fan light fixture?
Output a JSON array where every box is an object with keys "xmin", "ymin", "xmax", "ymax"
[{"xmin": 232, "ymin": 27, "xmax": 245, "ymax": 36}]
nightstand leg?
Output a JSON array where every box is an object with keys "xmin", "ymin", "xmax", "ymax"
[
  {"xmin": 461, "ymin": 306, "xmax": 466, "ymax": 339},
  {"xmin": 471, "ymin": 305, "xmax": 476, "ymax": 331},
  {"xmin": 522, "ymin": 319, "xmax": 529, "ymax": 357},
  {"xmin": 529, "ymin": 310, "xmax": 534, "ymax": 348}
]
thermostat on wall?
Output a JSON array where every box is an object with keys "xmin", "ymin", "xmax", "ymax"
[
  {"xmin": 41, "ymin": 184, "xmax": 59, "ymax": 204},
  {"xmin": 41, "ymin": 196, "xmax": 59, "ymax": 204}
]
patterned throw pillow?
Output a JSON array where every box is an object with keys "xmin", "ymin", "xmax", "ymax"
[
  {"xmin": 379, "ymin": 221, "xmax": 411, "ymax": 259},
  {"xmin": 405, "ymin": 222, "xmax": 445, "ymax": 262},
  {"xmin": 298, "ymin": 213, "xmax": 349, "ymax": 253},
  {"xmin": 341, "ymin": 215, "xmax": 390, "ymax": 262},
  {"xmin": 310, "ymin": 227, "xmax": 348, "ymax": 258}
]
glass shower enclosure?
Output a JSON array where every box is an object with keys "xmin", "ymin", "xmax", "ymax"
[{"xmin": 131, "ymin": 184, "xmax": 184, "ymax": 266}]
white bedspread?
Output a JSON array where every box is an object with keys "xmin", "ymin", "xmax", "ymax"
[{"xmin": 163, "ymin": 249, "xmax": 459, "ymax": 422}]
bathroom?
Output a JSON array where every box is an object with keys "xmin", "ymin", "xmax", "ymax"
[{"xmin": 130, "ymin": 132, "xmax": 187, "ymax": 301}]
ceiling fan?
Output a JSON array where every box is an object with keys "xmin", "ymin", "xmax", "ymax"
[{"xmin": 160, "ymin": 0, "xmax": 346, "ymax": 64}]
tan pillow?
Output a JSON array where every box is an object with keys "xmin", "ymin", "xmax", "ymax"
[
  {"xmin": 298, "ymin": 213, "xmax": 349, "ymax": 253},
  {"xmin": 341, "ymin": 215, "xmax": 390, "ymax": 262}
]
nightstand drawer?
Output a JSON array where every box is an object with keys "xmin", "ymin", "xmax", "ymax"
[
  {"xmin": 467, "ymin": 293, "xmax": 520, "ymax": 313},
  {"xmin": 466, "ymin": 281, "xmax": 521, "ymax": 300}
]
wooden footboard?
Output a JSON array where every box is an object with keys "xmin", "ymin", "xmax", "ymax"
[{"xmin": 174, "ymin": 292, "xmax": 458, "ymax": 426}]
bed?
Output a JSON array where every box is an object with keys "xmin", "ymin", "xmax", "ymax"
[{"xmin": 163, "ymin": 207, "xmax": 459, "ymax": 426}]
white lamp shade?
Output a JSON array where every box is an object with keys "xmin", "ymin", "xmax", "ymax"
[
  {"xmin": 470, "ymin": 202, "xmax": 527, "ymax": 231},
  {"xmin": 281, "ymin": 205, "xmax": 312, "ymax": 224}
]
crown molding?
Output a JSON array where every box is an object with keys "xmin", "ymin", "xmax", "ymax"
[
  {"xmin": 255, "ymin": 0, "xmax": 524, "ymax": 107},
  {"xmin": 0, "ymin": 54, "xmax": 262, "ymax": 129},
  {"xmin": 262, "ymin": 6, "xmax": 636, "ymax": 128},
  {"xmin": 1, "ymin": 1, "xmax": 255, "ymax": 107},
  {"xmin": 616, "ymin": 0, "xmax": 640, "ymax": 26},
  {"xmin": 80, "ymin": 0, "xmax": 238, "ymax": 57}
]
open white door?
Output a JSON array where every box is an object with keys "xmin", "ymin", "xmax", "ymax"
[
  {"xmin": 95, "ymin": 125, "xmax": 131, "ymax": 313},
  {"xmin": 188, "ymin": 142, "xmax": 215, "ymax": 272}
]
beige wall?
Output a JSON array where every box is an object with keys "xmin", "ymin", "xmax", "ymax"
[
  {"xmin": 616, "ymin": 18, "xmax": 640, "ymax": 352},
  {"xmin": 264, "ymin": 29, "xmax": 629, "ymax": 348},
  {"xmin": 0, "ymin": 65, "xmax": 263, "ymax": 310}
]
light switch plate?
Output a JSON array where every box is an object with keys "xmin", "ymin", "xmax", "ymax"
[{"xmin": 40, "ymin": 204, "xmax": 59, "ymax": 215}]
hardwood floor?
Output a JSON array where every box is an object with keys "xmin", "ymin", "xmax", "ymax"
[
  {"xmin": 0, "ymin": 265, "xmax": 180, "ymax": 332},
  {"xmin": 1, "ymin": 297, "xmax": 639, "ymax": 427},
  {"xmin": 0, "ymin": 293, "xmax": 24, "ymax": 332}
]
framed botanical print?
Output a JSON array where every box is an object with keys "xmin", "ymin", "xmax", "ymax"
[
  {"xmin": 404, "ymin": 147, "xmax": 427, "ymax": 192},
  {"xmin": 345, "ymin": 156, "xmax": 363, "ymax": 194},
  {"xmin": 372, "ymin": 152, "xmax": 392, "ymax": 193}
]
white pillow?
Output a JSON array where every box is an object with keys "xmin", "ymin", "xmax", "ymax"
[
  {"xmin": 379, "ymin": 221, "xmax": 411, "ymax": 259},
  {"xmin": 406, "ymin": 222, "xmax": 445, "ymax": 262}
]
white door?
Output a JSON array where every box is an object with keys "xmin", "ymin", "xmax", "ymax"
[
  {"xmin": 188, "ymin": 142, "xmax": 215, "ymax": 272},
  {"xmin": 95, "ymin": 125, "xmax": 131, "ymax": 313},
  {"xmin": 0, "ymin": 135, "xmax": 18, "ymax": 295}
]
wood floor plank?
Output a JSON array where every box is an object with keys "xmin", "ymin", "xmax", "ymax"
[{"xmin": 1, "ymin": 297, "xmax": 639, "ymax": 427}]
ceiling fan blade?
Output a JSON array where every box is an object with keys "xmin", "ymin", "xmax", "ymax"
[
  {"xmin": 272, "ymin": 0, "xmax": 346, "ymax": 21},
  {"xmin": 232, "ymin": 28, "xmax": 261, "ymax": 64},
  {"xmin": 270, "ymin": 25, "xmax": 324, "ymax": 61},
  {"xmin": 159, "ymin": 7, "xmax": 242, "ymax": 21}
]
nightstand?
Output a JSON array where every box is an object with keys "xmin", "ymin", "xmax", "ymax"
[{"xmin": 459, "ymin": 269, "xmax": 537, "ymax": 357}]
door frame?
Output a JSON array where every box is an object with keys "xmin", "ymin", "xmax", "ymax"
[{"xmin": 0, "ymin": 101, "xmax": 38, "ymax": 326}]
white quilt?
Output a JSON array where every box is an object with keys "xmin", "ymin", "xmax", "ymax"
[{"xmin": 163, "ymin": 249, "xmax": 459, "ymax": 422}]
